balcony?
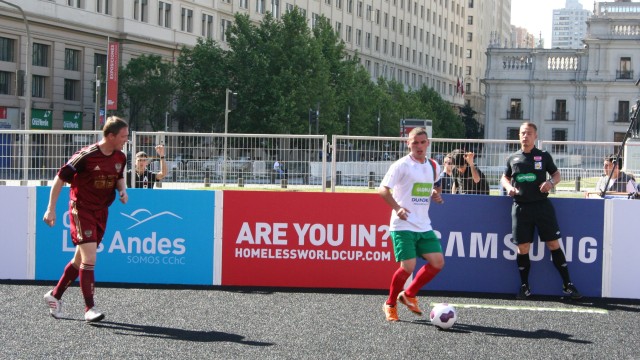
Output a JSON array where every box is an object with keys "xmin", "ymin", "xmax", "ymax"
[
  {"xmin": 506, "ymin": 110, "xmax": 523, "ymax": 120},
  {"xmin": 552, "ymin": 111, "xmax": 569, "ymax": 121},
  {"xmin": 616, "ymin": 70, "xmax": 634, "ymax": 80},
  {"xmin": 614, "ymin": 112, "xmax": 630, "ymax": 123}
]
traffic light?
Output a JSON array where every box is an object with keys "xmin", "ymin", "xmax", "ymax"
[{"xmin": 228, "ymin": 92, "xmax": 238, "ymax": 110}]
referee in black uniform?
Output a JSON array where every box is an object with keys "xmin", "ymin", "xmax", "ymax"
[{"xmin": 501, "ymin": 122, "xmax": 582, "ymax": 300}]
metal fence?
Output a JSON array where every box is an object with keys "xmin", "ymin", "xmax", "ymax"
[{"xmin": 0, "ymin": 129, "xmax": 637, "ymax": 194}]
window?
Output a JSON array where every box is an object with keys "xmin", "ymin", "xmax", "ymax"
[
  {"xmin": 384, "ymin": 13, "xmax": 388, "ymax": 28},
  {"xmin": 312, "ymin": 13, "xmax": 320, "ymax": 28},
  {"xmin": 65, "ymin": 49, "xmax": 80, "ymax": 71},
  {"xmin": 552, "ymin": 129, "xmax": 567, "ymax": 153},
  {"xmin": 202, "ymin": 14, "xmax": 214, "ymax": 38},
  {"xmin": 365, "ymin": 32, "xmax": 371, "ymax": 49},
  {"xmin": 553, "ymin": 100, "xmax": 567, "ymax": 121},
  {"xmin": 506, "ymin": 128, "xmax": 519, "ymax": 151},
  {"xmin": 347, "ymin": 0, "xmax": 352, "ymax": 13},
  {"xmin": 221, "ymin": 19, "xmax": 232, "ymax": 42},
  {"xmin": 616, "ymin": 101, "xmax": 630, "ymax": 122},
  {"xmin": 465, "ymin": 65, "xmax": 471, "ymax": 76},
  {"xmin": 618, "ymin": 57, "xmax": 632, "ymax": 79},
  {"xmin": 240, "ymin": 0, "xmax": 248, "ymax": 8},
  {"xmin": 96, "ymin": 0, "xmax": 111, "ymax": 14},
  {"xmin": 467, "ymin": 32, "xmax": 472, "ymax": 41},
  {"xmin": 346, "ymin": 25, "xmax": 352, "ymax": 43},
  {"xmin": 181, "ymin": 8, "xmax": 193, "ymax": 32},
  {"xmin": 467, "ymin": 16, "xmax": 473, "ymax": 25},
  {"xmin": 375, "ymin": 9, "xmax": 380, "ymax": 24},
  {"xmin": 272, "ymin": 0, "xmax": 280, "ymax": 18},
  {"xmin": 357, "ymin": 1, "xmax": 363, "ymax": 17},
  {"xmin": 375, "ymin": 36, "xmax": 379, "ymax": 51},
  {"xmin": 465, "ymin": 49, "xmax": 472, "ymax": 58},
  {"xmin": 256, "ymin": 0, "xmax": 265, "ymax": 14},
  {"xmin": 134, "ymin": 0, "xmax": 148, "ymax": 22},
  {"xmin": 0, "ymin": 37, "xmax": 15, "ymax": 62},
  {"xmin": 468, "ymin": 0, "xmax": 474, "ymax": 8},
  {"xmin": 336, "ymin": 0, "xmax": 342, "ymax": 9},
  {"xmin": 356, "ymin": 29, "xmax": 362, "ymax": 46},
  {"xmin": 366, "ymin": 4, "xmax": 372, "ymax": 20},
  {"xmin": 383, "ymin": 39, "xmax": 387, "ymax": 54},
  {"xmin": 64, "ymin": 79, "xmax": 80, "ymax": 101},
  {"xmin": 158, "ymin": 1, "xmax": 171, "ymax": 28},
  {"xmin": 33, "ymin": 43, "xmax": 49, "ymax": 67},
  {"xmin": 32, "ymin": 75, "xmax": 46, "ymax": 98},
  {"xmin": 325, "ymin": 0, "xmax": 331, "ymax": 5},
  {"xmin": 94, "ymin": 53, "xmax": 106, "ymax": 73},
  {"xmin": 391, "ymin": 42, "xmax": 395, "ymax": 57},
  {"xmin": 67, "ymin": 0, "xmax": 82, "ymax": 8},
  {"xmin": 508, "ymin": 99, "xmax": 522, "ymax": 120},
  {"xmin": 0, "ymin": 71, "xmax": 11, "ymax": 95}
]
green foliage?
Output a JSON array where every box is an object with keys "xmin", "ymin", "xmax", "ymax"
[
  {"xmin": 460, "ymin": 103, "xmax": 483, "ymax": 139},
  {"xmin": 118, "ymin": 11, "xmax": 468, "ymax": 138},
  {"xmin": 118, "ymin": 54, "xmax": 175, "ymax": 131}
]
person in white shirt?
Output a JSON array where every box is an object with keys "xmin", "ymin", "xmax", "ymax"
[{"xmin": 378, "ymin": 127, "xmax": 444, "ymax": 321}]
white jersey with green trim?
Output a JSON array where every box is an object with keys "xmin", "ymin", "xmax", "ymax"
[{"xmin": 380, "ymin": 154, "xmax": 440, "ymax": 232}]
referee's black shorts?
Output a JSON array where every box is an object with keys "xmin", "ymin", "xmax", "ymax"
[{"xmin": 511, "ymin": 199, "xmax": 561, "ymax": 244}]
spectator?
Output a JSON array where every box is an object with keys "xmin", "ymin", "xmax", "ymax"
[
  {"xmin": 596, "ymin": 154, "xmax": 636, "ymax": 194},
  {"xmin": 450, "ymin": 149, "xmax": 490, "ymax": 195},
  {"xmin": 439, "ymin": 155, "xmax": 456, "ymax": 194},
  {"xmin": 127, "ymin": 144, "xmax": 167, "ymax": 189}
]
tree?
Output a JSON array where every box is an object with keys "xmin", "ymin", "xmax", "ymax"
[
  {"xmin": 175, "ymin": 38, "xmax": 229, "ymax": 132},
  {"xmin": 460, "ymin": 103, "xmax": 483, "ymax": 139},
  {"xmin": 118, "ymin": 55, "xmax": 175, "ymax": 131}
]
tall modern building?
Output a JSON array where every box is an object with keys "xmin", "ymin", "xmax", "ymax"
[
  {"xmin": 551, "ymin": 0, "xmax": 592, "ymax": 49},
  {"xmin": 0, "ymin": 0, "xmax": 508, "ymax": 131},
  {"xmin": 462, "ymin": 0, "xmax": 511, "ymax": 129}
]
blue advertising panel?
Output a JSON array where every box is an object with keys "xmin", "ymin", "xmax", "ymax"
[
  {"xmin": 35, "ymin": 187, "xmax": 215, "ymax": 285},
  {"xmin": 425, "ymin": 195, "xmax": 604, "ymax": 297}
]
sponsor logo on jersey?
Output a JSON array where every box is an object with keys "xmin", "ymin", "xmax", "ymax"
[
  {"xmin": 534, "ymin": 156, "xmax": 542, "ymax": 161},
  {"xmin": 535, "ymin": 162, "xmax": 542, "ymax": 170},
  {"xmin": 93, "ymin": 165, "xmax": 101, "ymax": 171},
  {"xmin": 515, "ymin": 173, "xmax": 536, "ymax": 183}
]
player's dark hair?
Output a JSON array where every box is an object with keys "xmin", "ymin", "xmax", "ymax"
[
  {"xmin": 449, "ymin": 149, "xmax": 466, "ymax": 166},
  {"xmin": 103, "ymin": 116, "xmax": 128, "ymax": 137}
]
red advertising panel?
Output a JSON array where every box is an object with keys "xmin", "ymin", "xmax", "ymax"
[
  {"xmin": 106, "ymin": 41, "xmax": 119, "ymax": 110},
  {"xmin": 222, "ymin": 191, "xmax": 398, "ymax": 289},
  {"xmin": 0, "ymin": 107, "xmax": 6, "ymax": 119}
]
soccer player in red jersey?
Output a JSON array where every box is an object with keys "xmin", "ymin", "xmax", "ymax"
[{"xmin": 43, "ymin": 116, "xmax": 129, "ymax": 322}]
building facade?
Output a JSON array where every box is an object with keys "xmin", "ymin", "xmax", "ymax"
[
  {"xmin": 551, "ymin": 0, "xmax": 591, "ymax": 49},
  {"xmin": 0, "ymin": 0, "xmax": 509, "ymax": 131},
  {"xmin": 484, "ymin": 1, "xmax": 640, "ymax": 146}
]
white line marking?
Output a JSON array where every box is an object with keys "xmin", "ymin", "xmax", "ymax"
[{"xmin": 430, "ymin": 302, "xmax": 608, "ymax": 314}]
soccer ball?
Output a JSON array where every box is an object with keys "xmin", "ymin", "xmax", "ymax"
[{"xmin": 429, "ymin": 303, "xmax": 458, "ymax": 329}]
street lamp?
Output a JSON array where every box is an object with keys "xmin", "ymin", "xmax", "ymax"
[
  {"xmin": 347, "ymin": 106, "xmax": 351, "ymax": 135},
  {"xmin": 223, "ymin": 88, "xmax": 237, "ymax": 186}
]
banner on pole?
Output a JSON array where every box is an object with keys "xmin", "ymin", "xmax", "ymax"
[{"xmin": 106, "ymin": 41, "xmax": 119, "ymax": 110}]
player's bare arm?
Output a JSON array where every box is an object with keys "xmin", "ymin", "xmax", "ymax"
[
  {"xmin": 501, "ymin": 174, "xmax": 518, "ymax": 197},
  {"xmin": 378, "ymin": 185, "xmax": 410, "ymax": 220},
  {"xmin": 43, "ymin": 176, "xmax": 65, "ymax": 227},
  {"xmin": 117, "ymin": 178, "xmax": 128, "ymax": 204}
]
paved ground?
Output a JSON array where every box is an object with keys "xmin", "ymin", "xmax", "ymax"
[{"xmin": 1, "ymin": 281, "xmax": 639, "ymax": 359}]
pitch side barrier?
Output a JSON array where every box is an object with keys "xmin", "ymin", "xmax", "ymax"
[
  {"xmin": 3, "ymin": 129, "xmax": 640, "ymax": 194},
  {"xmin": 0, "ymin": 187, "xmax": 637, "ymax": 299}
]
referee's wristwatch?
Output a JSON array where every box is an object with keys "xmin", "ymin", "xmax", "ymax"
[{"xmin": 547, "ymin": 178, "xmax": 555, "ymax": 187}]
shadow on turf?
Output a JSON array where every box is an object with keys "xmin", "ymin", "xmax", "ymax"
[
  {"xmin": 412, "ymin": 319, "xmax": 591, "ymax": 344},
  {"xmin": 88, "ymin": 321, "xmax": 274, "ymax": 346}
]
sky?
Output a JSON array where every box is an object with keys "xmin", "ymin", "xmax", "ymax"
[{"xmin": 510, "ymin": 0, "xmax": 594, "ymax": 48}]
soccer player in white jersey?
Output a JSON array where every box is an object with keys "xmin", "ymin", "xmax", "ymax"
[{"xmin": 378, "ymin": 127, "xmax": 445, "ymax": 321}]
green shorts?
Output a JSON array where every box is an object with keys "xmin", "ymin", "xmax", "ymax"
[{"xmin": 390, "ymin": 230, "xmax": 442, "ymax": 262}]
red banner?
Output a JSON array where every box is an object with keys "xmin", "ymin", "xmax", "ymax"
[
  {"xmin": 0, "ymin": 107, "xmax": 6, "ymax": 119},
  {"xmin": 221, "ymin": 191, "xmax": 398, "ymax": 289},
  {"xmin": 106, "ymin": 41, "xmax": 119, "ymax": 110}
]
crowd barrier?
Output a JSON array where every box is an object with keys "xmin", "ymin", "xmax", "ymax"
[{"xmin": 0, "ymin": 187, "xmax": 638, "ymax": 299}]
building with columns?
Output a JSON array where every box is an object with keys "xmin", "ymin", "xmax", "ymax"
[{"xmin": 484, "ymin": 1, "xmax": 640, "ymax": 147}]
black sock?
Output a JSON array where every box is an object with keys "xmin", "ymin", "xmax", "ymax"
[
  {"xmin": 551, "ymin": 248, "xmax": 571, "ymax": 286},
  {"xmin": 516, "ymin": 253, "xmax": 530, "ymax": 286}
]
